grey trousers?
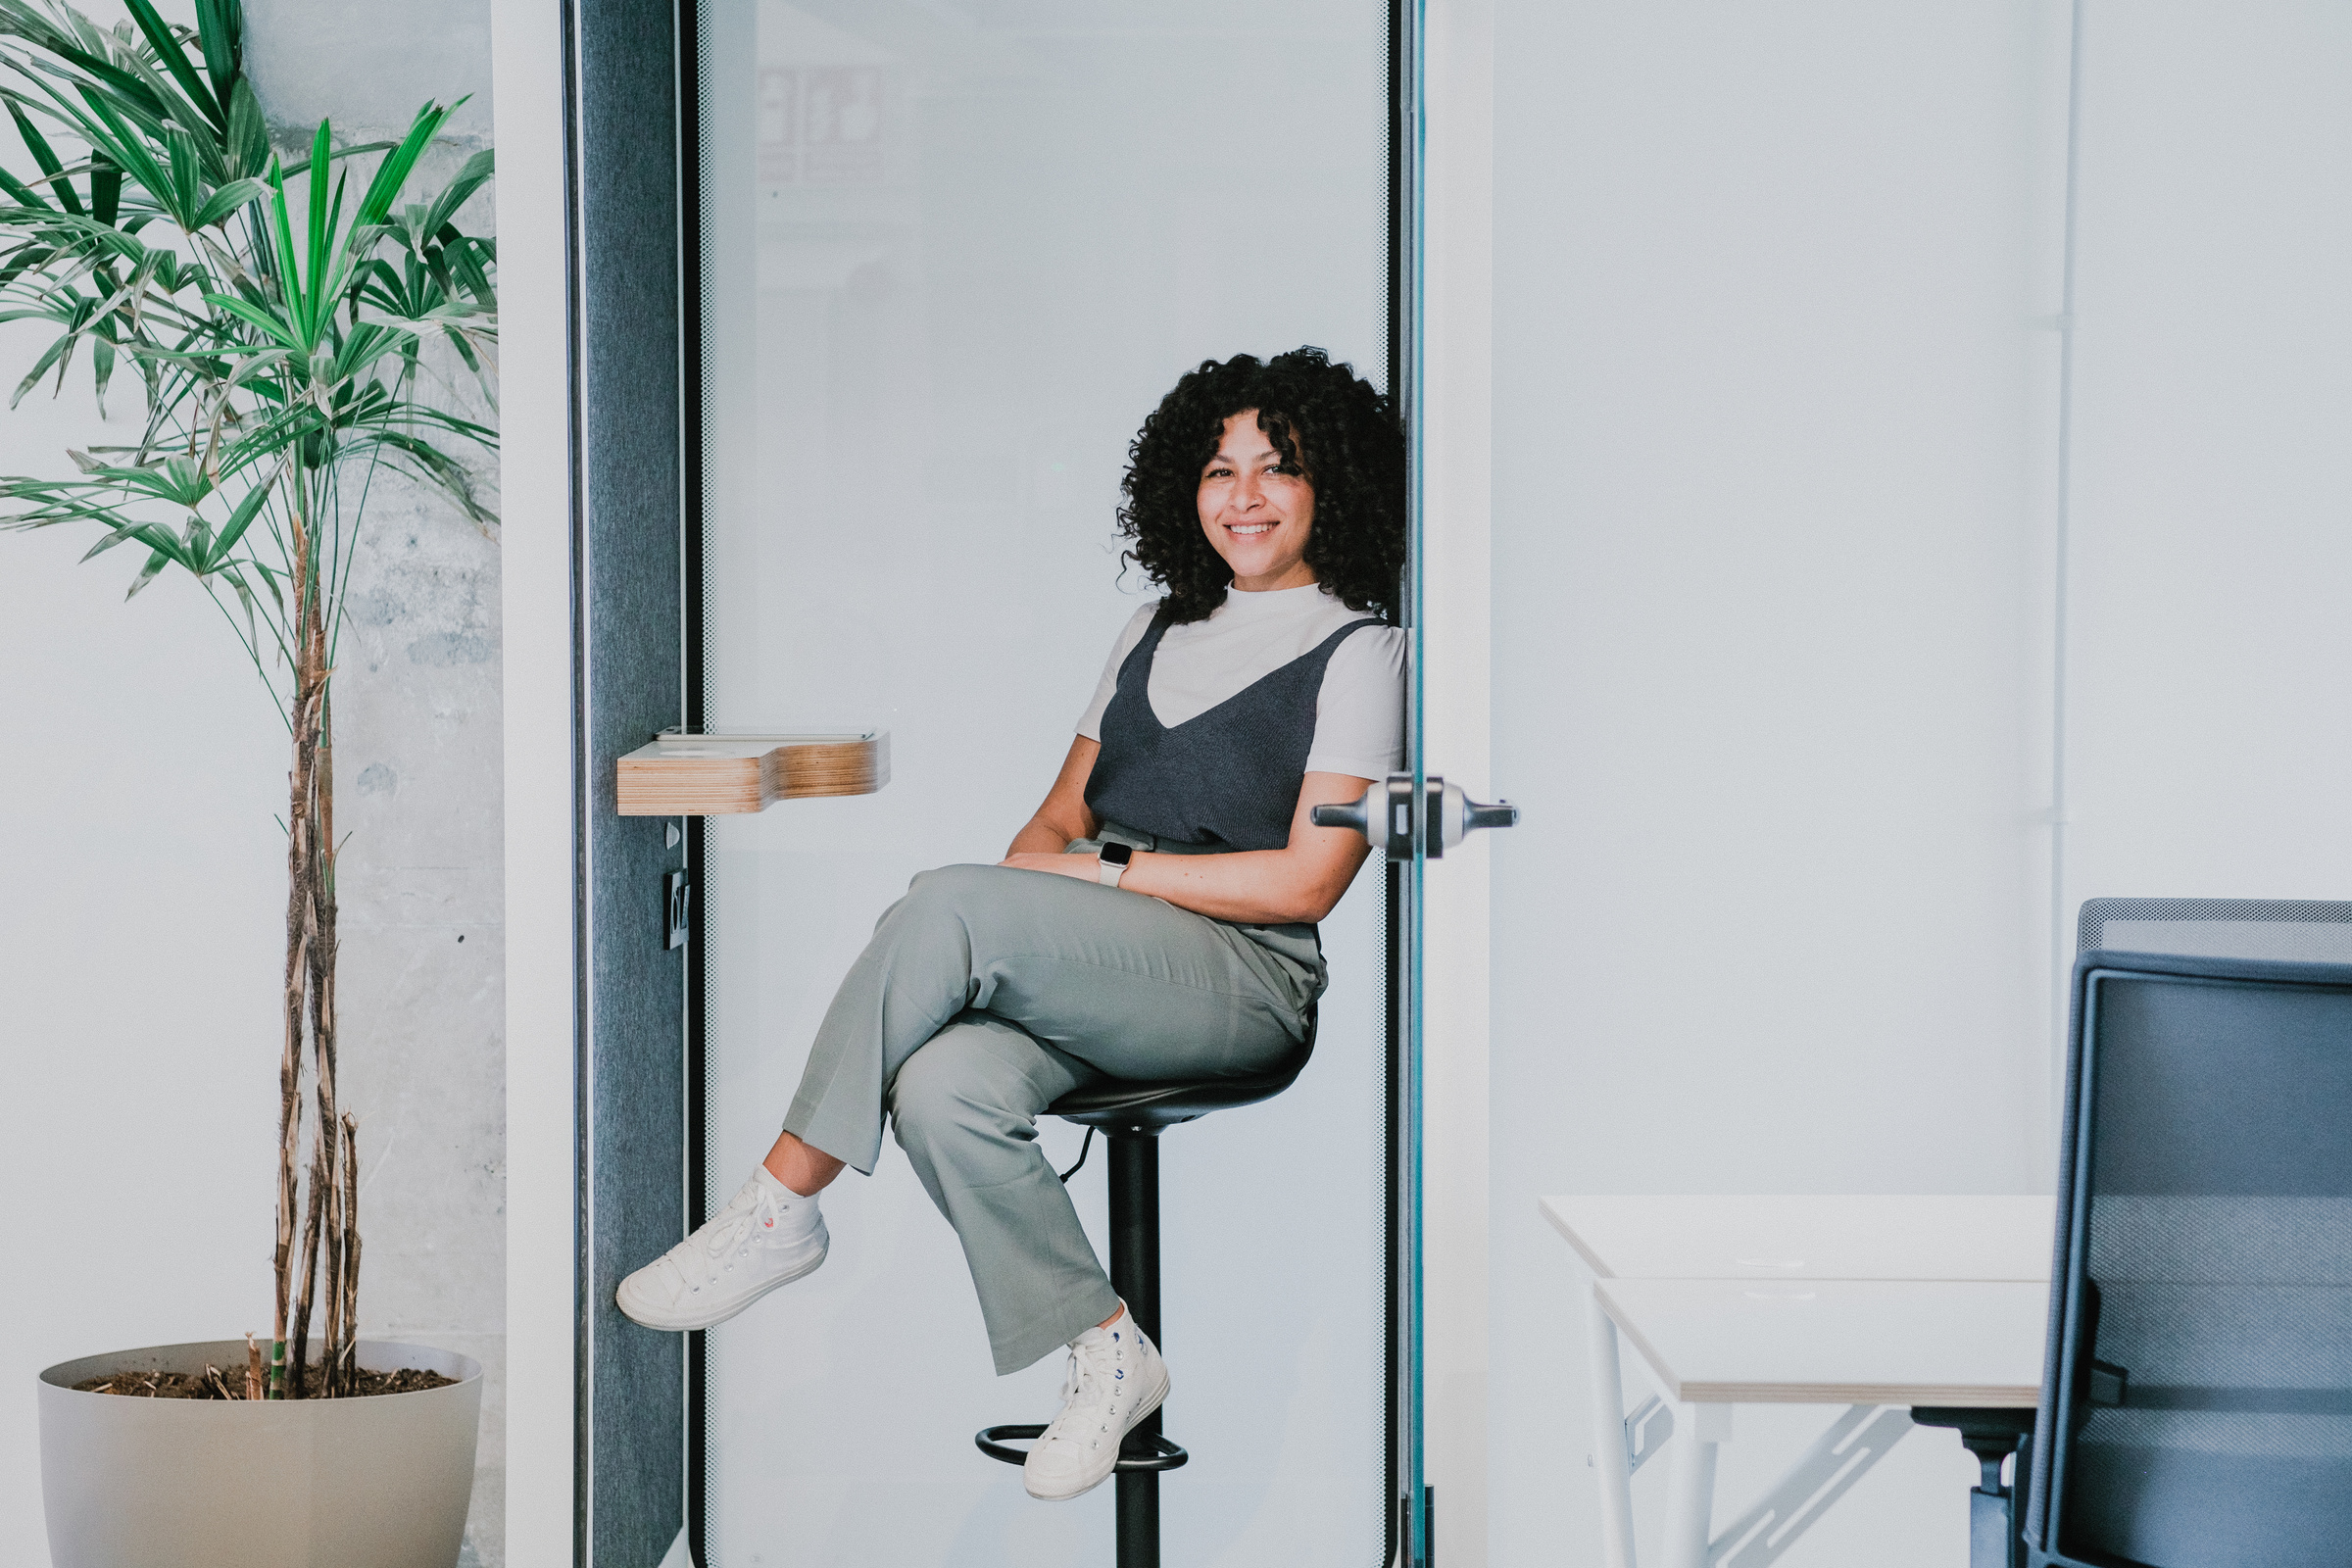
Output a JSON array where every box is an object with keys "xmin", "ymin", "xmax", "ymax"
[{"xmin": 781, "ymin": 858, "xmax": 1320, "ymax": 1373}]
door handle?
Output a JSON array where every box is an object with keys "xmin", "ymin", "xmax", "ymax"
[{"xmin": 1311, "ymin": 773, "xmax": 1519, "ymax": 860}]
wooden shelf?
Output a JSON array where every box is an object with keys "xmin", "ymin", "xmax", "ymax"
[{"xmin": 616, "ymin": 729, "xmax": 890, "ymax": 815}]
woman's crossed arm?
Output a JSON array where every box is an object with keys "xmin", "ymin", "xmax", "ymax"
[{"xmin": 1001, "ymin": 736, "xmax": 1375, "ymax": 925}]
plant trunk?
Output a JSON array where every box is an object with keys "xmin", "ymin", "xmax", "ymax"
[
  {"xmin": 288, "ymin": 1135, "xmax": 325, "ymax": 1397},
  {"xmin": 311, "ymin": 676, "xmax": 345, "ymax": 1395},
  {"xmin": 335, "ymin": 1113, "xmax": 362, "ymax": 1395},
  {"xmin": 272, "ymin": 501, "xmax": 358, "ymax": 1398},
  {"xmin": 270, "ymin": 522, "xmax": 320, "ymax": 1397}
]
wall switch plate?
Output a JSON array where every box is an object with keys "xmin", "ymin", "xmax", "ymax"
[{"xmin": 663, "ymin": 869, "xmax": 691, "ymax": 951}]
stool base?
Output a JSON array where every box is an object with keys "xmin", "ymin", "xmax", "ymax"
[{"xmin": 973, "ymin": 1423, "xmax": 1190, "ymax": 1472}]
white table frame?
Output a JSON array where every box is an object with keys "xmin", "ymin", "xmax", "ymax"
[
  {"xmin": 1590, "ymin": 1290, "xmax": 1922, "ymax": 1568},
  {"xmin": 1553, "ymin": 1197, "xmax": 2051, "ymax": 1568}
]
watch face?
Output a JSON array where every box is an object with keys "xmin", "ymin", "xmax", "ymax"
[{"xmin": 1100, "ymin": 842, "xmax": 1133, "ymax": 866}]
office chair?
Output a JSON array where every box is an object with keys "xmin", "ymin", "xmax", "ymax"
[{"xmin": 2024, "ymin": 900, "xmax": 2352, "ymax": 1567}]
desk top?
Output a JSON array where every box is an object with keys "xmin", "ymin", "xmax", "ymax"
[
  {"xmin": 1596, "ymin": 1278, "xmax": 2048, "ymax": 1406},
  {"xmin": 1541, "ymin": 1195, "xmax": 2054, "ymax": 1283}
]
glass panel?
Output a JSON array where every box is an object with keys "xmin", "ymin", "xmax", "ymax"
[
  {"xmin": 693, "ymin": 4, "xmax": 1392, "ymax": 1563},
  {"xmin": 1481, "ymin": 3, "xmax": 2069, "ymax": 1562}
]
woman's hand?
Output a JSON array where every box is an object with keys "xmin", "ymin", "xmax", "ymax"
[
  {"xmin": 998, "ymin": 851, "xmax": 1100, "ymax": 882},
  {"xmin": 1004, "ymin": 744, "xmax": 1376, "ymax": 924},
  {"xmin": 1109, "ymin": 772, "xmax": 1374, "ymax": 923}
]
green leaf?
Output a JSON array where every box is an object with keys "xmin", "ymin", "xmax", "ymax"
[
  {"xmin": 226, "ymin": 564, "xmax": 258, "ymax": 643},
  {"xmin": 263, "ymin": 155, "xmax": 306, "ymax": 337},
  {"xmin": 416, "ymin": 147, "xmax": 493, "ymax": 238},
  {"xmin": 246, "ymin": 554, "xmax": 283, "ymax": 613},
  {"xmin": 192, "ymin": 0, "xmax": 243, "ymax": 116},
  {"xmin": 78, "ymin": 521, "xmax": 142, "ymax": 560},
  {"xmin": 122, "ymin": 0, "xmax": 223, "ymax": 131},
  {"xmin": 124, "ymin": 544, "xmax": 171, "ymax": 597},
  {"xmin": 10, "ymin": 325, "xmax": 73, "ymax": 406},
  {"xmin": 190, "ymin": 174, "xmax": 265, "ymax": 229},
  {"xmin": 180, "ymin": 511, "xmax": 216, "ymax": 571},
  {"xmin": 0, "ymin": 204, "xmax": 146, "ymax": 262},
  {"xmin": 356, "ymin": 101, "xmax": 450, "ymax": 227},
  {"xmin": 305, "ymin": 121, "xmax": 329, "ymax": 313},
  {"xmin": 24, "ymin": 41, "xmax": 173, "ymax": 129},
  {"xmin": 7, "ymin": 99, "xmax": 81, "ymax": 215},
  {"xmin": 224, "ymin": 76, "xmax": 265, "ymax": 179},
  {"xmin": 69, "ymin": 87, "xmax": 171, "ymax": 216},
  {"xmin": 0, "ymin": 159, "xmax": 52, "ymax": 213},
  {"xmin": 89, "ymin": 322, "xmax": 112, "ymax": 409},
  {"xmin": 208, "ymin": 473, "xmax": 271, "ymax": 561},
  {"xmin": 87, "ymin": 151, "xmax": 119, "ymax": 226},
  {"xmin": 201, "ymin": 289, "xmax": 301, "ymax": 350}
]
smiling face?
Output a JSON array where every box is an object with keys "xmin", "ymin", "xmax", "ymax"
[{"xmin": 1197, "ymin": 409, "xmax": 1318, "ymax": 592}]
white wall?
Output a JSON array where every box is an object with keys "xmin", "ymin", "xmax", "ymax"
[
  {"xmin": 2061, "ymin": 1, "xmax": 2352, "ymax": 954},
  {"xmin": 0, "ymin": 376, "xmax": 287, "ymax": 1566},
  {"xmin": 487, "ymin": 0, "xmax": 573, "ymax": 1564},
  {"xmin": 0, "ymin": 8, "xmax": 270, "ymax": 1554}
]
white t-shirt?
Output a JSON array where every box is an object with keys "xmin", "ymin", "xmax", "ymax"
[{"xmin": 1076, "ymin": 584, "xmax": 1405, "ymax": 782}]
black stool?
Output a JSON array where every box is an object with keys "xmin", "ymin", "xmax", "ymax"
[{"xmin": 976, "ymin": 1009, "xmax": 1318, "ymax": 1568}]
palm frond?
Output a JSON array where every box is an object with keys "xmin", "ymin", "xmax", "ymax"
[{"xmin": 0, "ymin": 12, "xmax": 495, "ymax": 709}]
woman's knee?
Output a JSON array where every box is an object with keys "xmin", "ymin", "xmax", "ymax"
[
  {"xmin": 910, "ymin": 861, "xmax": 1005, "ymax": 901},
  {"xmin": 885, "ymin": 1044, "xmax": 961, "ymax": 1134},
  {"xmin": 880, "ymin": 862, "xmax": 1003, "ymax": 937},
  {"xmin": 888, "ymin": 1031, "xmax": 1039, "ymax": 1149}
]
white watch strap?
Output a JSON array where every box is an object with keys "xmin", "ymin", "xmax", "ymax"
[{"xmin": 1097, "ymin": 853, "xmax": 1127, "ymax": 888}]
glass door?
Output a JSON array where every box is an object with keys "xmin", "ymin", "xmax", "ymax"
[
  {"xmin": 1471, "ymin": 4, "xmax": 2075, "ymax": 1565},
  {"xmin": 687, "ymin": 4, "xmax": 1403, "ymax": 1564}
]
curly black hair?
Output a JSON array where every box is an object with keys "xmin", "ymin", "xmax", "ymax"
[{"xmin": 1117, "ymin": 347, "xmax": 1406, "ymax": 624}]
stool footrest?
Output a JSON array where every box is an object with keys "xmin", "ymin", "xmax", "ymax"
[{"xmin": 974, "ymin": 1423, "xmax": 1190, "ymax": 1472}]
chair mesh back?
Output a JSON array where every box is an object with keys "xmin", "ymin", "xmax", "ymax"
[
  {"xmin": 2079, "ymin": 898, "xmax": 2352, "ymax": 964},
  {"xmin": 2042, "ymin": 921, "xmax": 2352, "ymax": 1567}
]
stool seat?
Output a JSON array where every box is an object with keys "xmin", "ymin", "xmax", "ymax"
[{"xmin": 1048, "ymin": 1018, "xmax": 1317, "ymax": 1134}]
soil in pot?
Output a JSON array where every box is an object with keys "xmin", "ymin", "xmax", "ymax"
[{"xmin": 74, "ymin": 1365, "xmax": 458, "ymax": 1399}]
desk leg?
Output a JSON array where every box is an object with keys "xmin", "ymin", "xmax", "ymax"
[
  {"xmin": 1662, "ymin": 1402, "xmax": 1731, "ymax": 1568},
  {"xmin": 1587, "ymin": 1289, "xmax": 1639, "ymax": 1568}
]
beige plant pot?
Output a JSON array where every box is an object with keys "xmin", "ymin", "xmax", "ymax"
[{"xmin": 38, "ymin": 1339, "xmax": 481, "ymax": 1568}]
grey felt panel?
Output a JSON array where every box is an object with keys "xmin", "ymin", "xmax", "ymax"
[{"xmin": 571, "ymin": 0, "xmax": 688, "ymax": 1562}]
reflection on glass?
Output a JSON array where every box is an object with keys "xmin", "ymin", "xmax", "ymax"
[{"xmin": 692, "ymin": 4, "xmax": 1389, "ymax": 1562}]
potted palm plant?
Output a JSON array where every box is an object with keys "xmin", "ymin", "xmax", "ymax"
[{"xmin": 0, "ymin": 3, "xmax": 499, "ymax": 1563}]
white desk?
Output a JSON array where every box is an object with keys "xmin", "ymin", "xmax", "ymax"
[{"xmin": 1543, "ymin": 1196, "xmax": 2053, "ymax": 1568}]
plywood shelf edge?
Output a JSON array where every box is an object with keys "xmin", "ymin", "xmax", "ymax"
[{"xmin": 615, "ymin": 728, "xmax": 890, "ymax": 815}]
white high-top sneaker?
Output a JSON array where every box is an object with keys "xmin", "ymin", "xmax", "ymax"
[
  {"xmin": 1023, "ymin": 1306, "xmax": 1170, "ymax": 1501},
  {"xmin": 615, "ymin": 1167, "xmax": 828, "ymax": 1331}
]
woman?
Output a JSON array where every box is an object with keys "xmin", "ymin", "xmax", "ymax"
[{"xmin": 618, "ymin": 346, "xmax": 1407, "ymax": 1502}]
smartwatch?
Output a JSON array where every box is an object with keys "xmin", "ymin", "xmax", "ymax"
[{"xmin": 1096, "ymin": 841, "xmax": 1133, "ymax": 888}]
